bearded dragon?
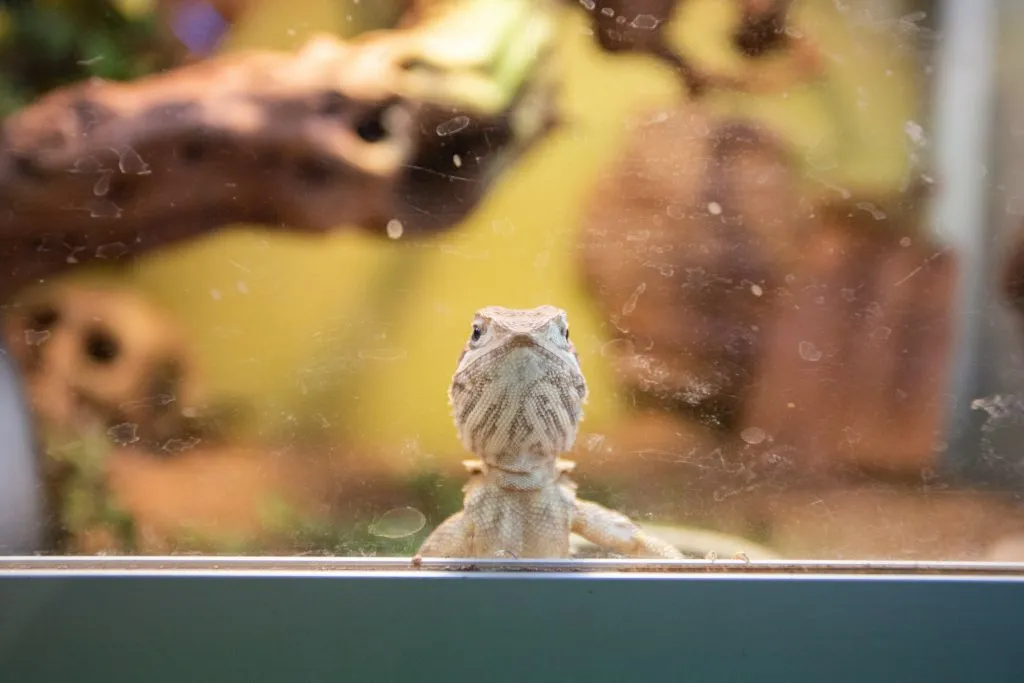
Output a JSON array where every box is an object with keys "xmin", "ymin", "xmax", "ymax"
[{"xmin": 415, "ymin": 305, "xmax": 683, "ymax": 560}]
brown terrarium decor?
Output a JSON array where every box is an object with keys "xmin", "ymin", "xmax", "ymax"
[
  {"xmin": 579, "ymin": 106, "xmax": 810, "ymax": 432},
  {"xmin": 0, "ymin": 0, "xmax": 825, "ymax": 302},
  {"xmin": 566, "ymin": 0, "xmax": 824, "ymax": 96},
  {"xmin": 0, "ymin": 0, "xmax": 562, "ymax": 302},
  {"xmin": 741, "ymin": 192, "xmax": 955, "ymax": 481},
  {"xmin": 2, "ymin": 282, "xmax": 219, "ymax": 452},
  {"xmin": 576, "ymin": 0, "xmax": 957, "ymax": 485},
  {"xmin": 1, "ymin": 280, "xmax": 227, "ymax": 554}
]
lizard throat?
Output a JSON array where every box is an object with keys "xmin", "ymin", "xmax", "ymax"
[{"xmin": 474, "ymin": 457, "xmax": 560, "ymax": 491}]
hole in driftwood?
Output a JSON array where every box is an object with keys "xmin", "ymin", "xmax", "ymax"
[
  {"xmin": 29, "ymin": 306, "xmax": 60, "ymax": 331},
  {"xmin": 354, "ymin": 104, "xmax": 394, "ymax": 144},
  {"xmin": 83, "ymin": 326, "xmax": 120, "ymax": 365},
  {"xmin": 179, "ymin": 138, "xmax": 207, "ymax": 163},
  {"xmin": 11, "ymin": 154, "xmax": 46, "ymax": 181}
]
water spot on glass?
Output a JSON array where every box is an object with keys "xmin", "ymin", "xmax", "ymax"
[
  {"xmin": 622, "ymin": 282, "xmax": 646, "ymax": 315},
  {"xmin": 95, "ymin": 242, "xmax": 129, "ymax": 259},
  {"xmin": 579, "ymin": 0, "xmax": 595, "ymax": 10},
  {"xmin": 750, "ymin": 284, "xmax": 764, "ymax": 297},
  {"xmin": 664, "ymin": 204, "xmax": 684, "ymax": 220},
  {"xmin": 679, "ymin": 381, "xmax": 715, "ymax": 406},
  {"xmin": 107, "ymin": 422, "xmax": 140, "ymax": 446},
  {"xmin": 93, "ymin": 170, "xmax": 112, "ymax": 196},
  {"xmin": 584, "ymin": 433, "xmax": 606, "ymax": 452},
  {"xmin": 856, "ymin": 202, "xmax": 887, "ymax": 220},
  {"xmin": 368, "ymin": 507, "xmax": 426, "ymax": 538},
  {"xmin": 644, "ymin": 262, "xmax": 674, "ymax": 277},
  {"xmin": 630, "ymin": 14, "xmax": 660, "ymax": 29},
  {"xmin": 900, "ymin": 237, "xmax": 912, "ymax": 247},
  {"xmin": 436, "ymin": 115, "xmax": 470, "ymax": 137},
  {"xmin": 707, "ymin": 201, "xmax": 723, "ymax": 216},
  {"xmin": 798, "ymin": 341, "xmax": 823, "ymax": 362},
  {"xmin": 113, "ymin": 145, "xmax": 150, "ymax": 175},
  {"xmin": 784, "ymin": 274, "xmax": 796, "ymax": 284},
  {"xmin": 900, "ymin": 10, "xmax": 927, "ymax": 25},
  {"xmin": 971, "ymin": 394, "xmax": 1013, "ymax": 419},
  {"xmin": 600, "ymin": 338, "xmax": 635, "ymax": 357},
  {"xmin": 452, "ymin": 154, "xmax": 462, "ymax": 168},
  {"xmin": 841, "ymin": 288, "xmax": 857, "ymax": 302},
  {"xmin": 904, "ymin": 120, "xmax": 926, "ymax": 146},
  {"xmin": 740, "ymin": 427, "xmax": 766, "ymax": 445},
  {"xmin": 870, "ymin": 326, "xmax": 892, "ymax": 342},
  {"xmin": 86, "ymin": 200, "xmax": 122, "ymax": 219},
  {"xmin": 492, "ymin": 218, "xmax": 516, "ymax": 235},
  {"xmin": 386, "ymin": 219, "xmax": 404, "ymax": 239},
  {"xmin": 600, "ymin": 6, "xmax": 614, "ymax": 17},
  {"xmin": 74, "ymin": 156, "xmax": 104, "ymax": 174},
  {"xmin": 211, "ymin": 289, "xmax": 222, "ymax": 301},
  {"xmin": 236, "ymin": 281, "xmax": 249, "ymax": 294},
  {"xmin": 24, "ymin": 329, "xmax": 50, "ymax": 346},
  {"xmin": 787, "ymin": 402, "xmax": 796, "ymax": 409}
]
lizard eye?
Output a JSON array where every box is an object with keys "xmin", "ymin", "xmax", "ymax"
[
  {"xmin": 564, "ymin": 326, "xmax": 570, "ymax": 342},
  {"xmin": 471, "ymin": 324, "xmax": 482, "ymax": 343}
]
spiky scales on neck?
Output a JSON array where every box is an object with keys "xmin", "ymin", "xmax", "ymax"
[{"xmin": 448, "ymin": 305, "xmax": 588, "ymax": 488}]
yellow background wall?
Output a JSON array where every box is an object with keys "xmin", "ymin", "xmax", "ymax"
[{"xmin": 123, "ymin": 0, "xmax": 917, "ymax": 458}]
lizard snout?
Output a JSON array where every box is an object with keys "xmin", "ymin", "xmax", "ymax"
[{"xmin": 505, "ymin": 333, "xmax": 539, "ymax": 349}]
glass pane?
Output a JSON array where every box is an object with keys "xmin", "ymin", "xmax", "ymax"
[{"xmin": 0, "ymin": 0, "xmax": 1022, "ymax": 564}]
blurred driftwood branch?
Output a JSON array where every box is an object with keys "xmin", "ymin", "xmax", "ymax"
[
  {"xmin": 0, "ymin": 0, "xmax": 559, "ymax": 301},
  {"xmin": 567, "ymin": 0, "xmax": 824, "ymax": 96}
]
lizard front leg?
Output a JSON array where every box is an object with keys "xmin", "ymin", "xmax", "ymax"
[
  {"xmin": 572, "ymin": 499, "xmax": 683, "ymax": 559},
  {"xmin": 414, "ymin": 510, "xmax": 474, "ymax": 560}
]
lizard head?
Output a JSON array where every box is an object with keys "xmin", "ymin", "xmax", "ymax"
[{"xmin": 448, "ymin": 305, "xmax": 589, "ymax": 459}]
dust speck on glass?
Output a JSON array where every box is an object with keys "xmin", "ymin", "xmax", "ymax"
[{"xmin": 0, "ymin": 0, "xmax": 1022, "ymax": 565}]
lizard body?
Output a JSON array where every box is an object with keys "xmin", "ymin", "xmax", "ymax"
[{"xmin": 416, "ymin": 305, "xmax": 682, "ymax": 559}]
